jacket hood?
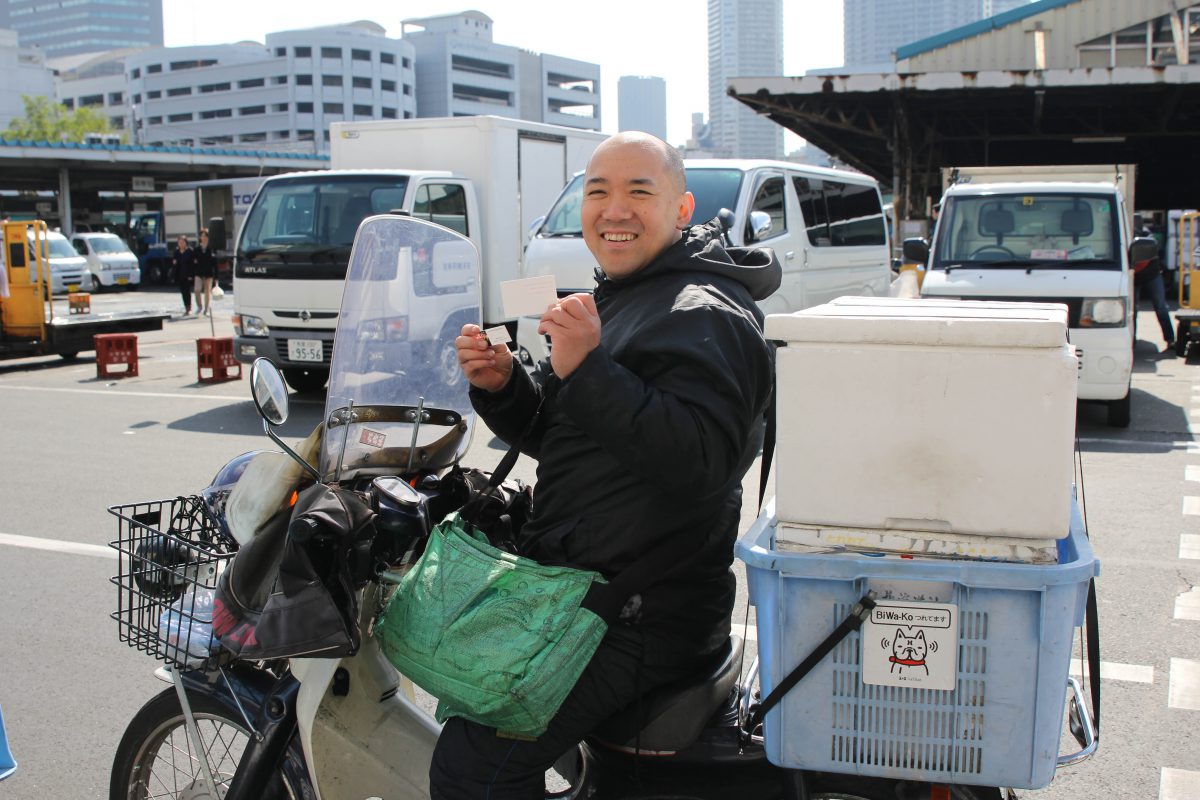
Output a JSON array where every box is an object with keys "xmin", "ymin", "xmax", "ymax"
[{"xmin": 599, "ymin": 217, "xmax": 782, "ymax": 301}]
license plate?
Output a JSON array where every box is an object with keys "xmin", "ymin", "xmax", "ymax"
[
  {"xmin": 67, "ymin": 284, "xmax": 80, "ymax": 292},
  {"xmin": 288, "ymin": 339, "xmax": 323, "ymax": 362},
  {"xmin": 116, "ymin": 277, "xmax": 129, "ymax": 285}
]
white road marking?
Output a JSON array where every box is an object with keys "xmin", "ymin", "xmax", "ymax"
[
  {"xmin": 1176, "ymin": 587, "xmax": 1200, "ymax": 621},
  {"xmin": 0, "ymin": 383, "xmax": 323, "ymax": 404},
  {"xmin": 0, "ymin": 384, "xmax": 247, "ymax": 402},
  {"xmin": 1070, "ymin": 659, "xmax": 1154, "ymax": 684},
  {"xmin": 1160, "ymin": 767, "xmax": 1200, "ymax": 800},
  {"xmin": 1169, "ymin": 658, "xmax": 1200, "ymax": 711},
  {"xmin": 1184, "ymin": 497, "xmax": 1200, "ymax": 516},
  {"xmin": 0, "ymin": 531, "xmax": 115, "ymax": 559},
  {"xmin": 1188, "ymin": 466, "xmax": 1200, "ymax": 483},
  {"xmin": 1182, "ymin": 534, "xmax": 1200, "ymax": 560}
]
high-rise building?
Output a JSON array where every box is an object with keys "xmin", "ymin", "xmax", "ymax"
[
  {"xmin": 401, "ymin": 11, "xmax": 599, "ymax": 130},
  {"xmin": 0, "ymin": 27, "xmax": 55, "ymax": 130},
  {"xmin": 617, "ymin": 76, "xmax": 666, "ymax": 141},
  {"xmin": 843, "ymin": 0, "xmax": 1031, "ymax": 68},
  {"xmin": 707, "ymin": 0, "xmax": 783, "ymax": 159},
  {"xmin": 0, "ymin": 0, "xmax": 163, "ymax": 58}
]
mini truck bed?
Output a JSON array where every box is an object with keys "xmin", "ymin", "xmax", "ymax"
[{"xmin": 0, "ymin": 310, "xmax": 169, "ymax": 360}]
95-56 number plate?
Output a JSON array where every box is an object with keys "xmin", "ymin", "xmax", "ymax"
[{"xmin": 287, "ymin": 338, "xmax": 323, "ymax": 363}]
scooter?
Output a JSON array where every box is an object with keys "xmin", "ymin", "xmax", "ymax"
[{"xmin": 108, "ymin": 215, "xmax": 1083, "ymax": 800}]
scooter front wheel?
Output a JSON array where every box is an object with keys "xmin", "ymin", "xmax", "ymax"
[{"xmin": 110, "ymin": 686, "xmax": 312, "ymax": 800}]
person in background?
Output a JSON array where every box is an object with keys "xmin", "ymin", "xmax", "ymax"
[
  {"xmin": 172, "ymin": 235, "xmax": 195, "ymax": 315},
  {"xmin": 194, "ymin": 228, "xmax": 217, "ymax": 316},
  {"xmin": 1134, "ymin": 225, "xmax": 1175, "ymax": 355}
]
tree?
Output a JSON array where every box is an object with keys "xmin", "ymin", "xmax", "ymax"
[{"xmin": 3, "ymin": 94, "xmax": 119, "ymax": 143}]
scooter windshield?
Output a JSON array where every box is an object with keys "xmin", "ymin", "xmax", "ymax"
[{"xmin": 319, "ymin": 215, "xmax": 480, "ymax": 481}]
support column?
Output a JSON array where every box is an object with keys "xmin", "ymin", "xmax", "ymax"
[{"xmin": 57, "ymin": 167, "xmax": 73, "ymax": 234}]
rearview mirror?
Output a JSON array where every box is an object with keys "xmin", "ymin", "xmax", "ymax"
[
  {"xmin": 1128, "ymin": 236, "xmax": 1158, "ymax": 266},
  {"xmin": 250, "ymin": 357, "xmax": 289, "ymax": 426},
  {"xmin": 249, "ymin": 357, "xmax": 320, "ymax": 480},
  {"xmin": 748, "ymin": 211, "xmax": 772, "ymax": 242},
  {"xmin": 902, "ymin": 238, "xmax": 930, "ymax": 264}
]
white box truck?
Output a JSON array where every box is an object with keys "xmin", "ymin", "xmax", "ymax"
[
  {"xmin": 231, "ymin": 116, "xmax": 604, "ymax": 393},
  {"xmin": 910, "ymin": 164, "xmax": 1156, "ymax": 427}
]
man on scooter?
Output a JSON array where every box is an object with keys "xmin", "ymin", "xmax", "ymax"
[{"xmin": 446, "ymin": 131, "xmax": 780, "ymax": 799}]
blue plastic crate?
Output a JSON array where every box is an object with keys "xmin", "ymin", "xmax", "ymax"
[{"xmin": 735, "ymin": 500, "xmax": 1098, "ymax": 790}]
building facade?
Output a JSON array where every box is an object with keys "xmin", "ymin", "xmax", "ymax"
[
  {"xmin": 0, "ymin": 27, "xmax": 55, "ymax": 130},
  {"xmin": 0, "ymin": 0, "xmax": 162, "ymax": 58},
  {"xmin": 55, "ymin": 22, "xmax": 417, "ymax": 152},
  {"xmin": 843, "ymin": 0, "xmax": 1031, "ymax": 68},
  {"xmin": 617, "ymin": 75, "xmax": 667, "ymax": 140},
  {"xmin": 707, "ymin": 0, "xmax": 783, "ymax": 159},
  {"xmin": 402, "ymin": 11, "xmax": 599, "ymax": 130}
]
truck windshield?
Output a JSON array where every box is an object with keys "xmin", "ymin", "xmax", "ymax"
[
  {"xmin": 239, "ymin": 175, "xmax": 410, "ymax": 255},
  {"xmin": 934, "ymin": 192, "xmax": 1121, "ymax": 270},
  {"xmin": 537, "ymin": 168, "xmax": 744, "ymax": 236}
]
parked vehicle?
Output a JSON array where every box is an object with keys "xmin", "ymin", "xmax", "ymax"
[
  {"xmin": 911, "ymin": 164, "xmax": 1155, "ymax": 427},
  {"xmin": 231, "ymin": 115, "xmax": 604, "ymax": 393},
  {"xmin": 163, "ymin": 176, "xmax": 268, "ymax": 288},
  {"xmin": 2, "ymin": 227, "xmax": 90, "ymax": 296},
  {"xmin": 71, "ymin": 232, "xmax": 140, "ymax": 291},
  {"xmin": 516, "ymin": 160, "xmax": 892, "ymax": 364},
  {"xmin": 109, "ymin": 215, "xmax": 1101, "ymax": 800},
  {"xmin": 1, "ymin": 220, "xmax": 167, "ymax": 362}
]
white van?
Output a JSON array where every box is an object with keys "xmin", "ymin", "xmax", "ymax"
[
  {"xmin": 517, "ymin": 159, "xmax": 892, "ymax": 362},
  {"xmin": 16, "ymin": 229, "xmax": 90, "ymax": 295},
  {"xmin": 71, "ymin": 232, "xmax": 141, "ymax": 290}
]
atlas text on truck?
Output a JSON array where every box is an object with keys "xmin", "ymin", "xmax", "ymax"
[
  {"xmin": 230, "ymin": 115, "xmax": 604, "ymax": 393},
  {"xmin": 909, "ymin": 164, "xmax": 1157, "ymax": 428},
  {"xmin": 1, "ymin": 220, "xmax": 167, "ymax": 362},
  {"xmin": 516, "ymin": 159, "xmax": 894, "ymax": 364}
]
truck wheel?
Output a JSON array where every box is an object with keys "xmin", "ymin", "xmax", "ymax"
[
  {"xmin": 1107, "ymin": 391, "xmax": 1132, "ymax": 428},
  {"xmin": 283, "ymin": 367, "xmax": 328, "ymax": 394},
  {"xmin": 145, "ymin": 262, "xmax": 163, "ymax": 285},
  {"xmin": 59, "ymin": 352, "xmax": 79, "ymax": 361}
]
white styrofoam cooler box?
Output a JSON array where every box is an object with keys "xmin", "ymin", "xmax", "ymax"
[{"xmin": 766, "ymin": 297, "xmax": 1077, "ymax": 539}]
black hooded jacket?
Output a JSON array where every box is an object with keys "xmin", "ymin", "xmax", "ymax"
[{"xmin": 470, "ymin": 219, "xmax": 780, "ymax": 662}]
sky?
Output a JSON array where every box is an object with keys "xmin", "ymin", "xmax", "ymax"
[{"xmin": 161, "ymin": 0, "xmax": 845, "ymax": 150}]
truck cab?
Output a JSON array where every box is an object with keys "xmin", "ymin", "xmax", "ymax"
[
  {"xmin": 916, "ymin": 179, "xmax": 1153, "ymax": 427},
  {"xmin": 232, "ymin": 170, "xmax": 481, "ymax": 393}
]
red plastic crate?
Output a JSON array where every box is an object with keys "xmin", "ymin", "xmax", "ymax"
[
  {"xmin": 94, "ymin": 333, "xmax": 138, "ymax": 378},
  {"xmin": 196, "ymin": 337, "xmax": 242, "ymax": 383}
]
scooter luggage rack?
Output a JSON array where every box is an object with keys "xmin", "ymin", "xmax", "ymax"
[{"xmin": 109, "ymin": 496, "xmax": 236, "ymax": 671}]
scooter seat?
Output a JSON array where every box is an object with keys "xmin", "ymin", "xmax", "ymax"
[{"xmin": 588, "ymin": 636, "xmax": 743, "ymax": 755}]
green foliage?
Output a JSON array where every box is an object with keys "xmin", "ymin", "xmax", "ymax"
[{"xmin": 3, "ymin": 94, "xmax": 120, "ymax": 143}]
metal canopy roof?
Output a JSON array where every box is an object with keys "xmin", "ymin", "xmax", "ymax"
[
  {"xmin": 0, "ymin": 139, "xmax": 327, "ymax": 193},
  {"xmin": 729, "ymin": 65, "xmax": 1200, "ymax": 214}
]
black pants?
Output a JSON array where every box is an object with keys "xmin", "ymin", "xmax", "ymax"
[
  {"xmin": 428, "ymin": 624, "xmax": 697, "ymax": 800},
  {"xmin": 178, "ymin": 279, "xmax": 192, "ymax": 312}
]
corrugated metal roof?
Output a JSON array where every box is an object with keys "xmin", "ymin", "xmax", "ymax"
[{"xmin": 895, "ymin": 0, "xmax": 1083, "ymax": 61}]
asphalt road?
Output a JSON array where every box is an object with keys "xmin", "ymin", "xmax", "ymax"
[{"xmin": 0, "ymin": 287, "xmax": 1197, "ymax": 798}]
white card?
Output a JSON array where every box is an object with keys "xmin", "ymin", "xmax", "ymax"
[
  {"xmin": 484, "ymin": 325, "xmax": 512, "ymax": 345},
  {"xmin": 501, "ymin": 276, "xmax": 557, "ymax": 318}
]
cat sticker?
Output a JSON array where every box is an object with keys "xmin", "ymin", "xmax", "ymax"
[{"xmin": 861, "ymin": 600, "xmax": 958, "ymax": 690}]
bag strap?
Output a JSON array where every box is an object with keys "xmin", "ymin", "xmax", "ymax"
[{"xmin": 741, "ymin": 591, "xmax": 877, "ymax": 740}]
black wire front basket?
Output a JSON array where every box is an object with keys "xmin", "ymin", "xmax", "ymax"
[{"xmin": 109, "ymin": 496, "xmax": 237, "ymax": 671}]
